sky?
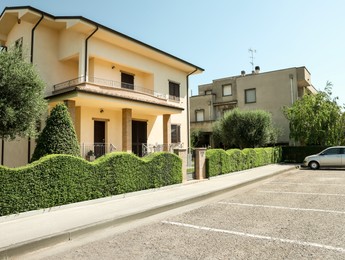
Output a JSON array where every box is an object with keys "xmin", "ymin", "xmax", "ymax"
[{"xmin": 1, "ymin": 0, "xmax": 345, "ymax": 106}]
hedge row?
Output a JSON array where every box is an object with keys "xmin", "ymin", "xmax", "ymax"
[
  {"xmin": 0, "ymin": 152, "xmax": 182, "ymax": 216},
  {"xmin": 206, "ymin": 147, "xmax": 282, "ymax": 177},
  {"xmin": 281, "ymin": 146, "xmax": 328, "ymax": 163}
]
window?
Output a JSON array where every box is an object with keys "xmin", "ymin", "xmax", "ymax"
[
  {"xmin": 245, "ymin": 88, "xmax": 256, "ymax": 103},
  {"xmin": 121, "ymin": 72, "xmax": 134, "ymax": 90},
  {"xmin": 222, "ymin": 84, "xmax": 232, "ymax": 96},
  {"xmin": 0, "ymin": 45, "xmax": 7, "ymax": 52},
  {"xmin": 205, "ymin": 90, "xmax": 212, "ymax": 95},
  {"xmin": 323, "ymin": 148, "xmax": 341, "ymax": 155},
  {"xmin": 195, "ymin": 110, "xmax": 204, "ymax": 122},
  {"xmin": 15, "ymin": 37, "xmax": 23, "ymax": 57},
  {"xmin": 169, "ymin": 81, "xmax": 180, "ymax": 101},
  {"xmin": 171, "ymin": 124, "xmax": 181, "ymax": 143}
]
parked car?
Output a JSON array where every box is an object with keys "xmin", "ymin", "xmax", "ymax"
[{"xmin": 303, "ymin": 146, "xmax": 345, "ymax": 170}]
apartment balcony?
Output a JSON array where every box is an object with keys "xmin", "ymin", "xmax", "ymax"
[{"xmin": 52, "ymin": 76, "xmax": 182, "ymax": 110}]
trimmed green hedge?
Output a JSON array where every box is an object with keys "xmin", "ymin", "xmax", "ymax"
[
  {"xmin": 206, "ymin": 147, "xmax": 282, "ymax": 177},
  {"xmin": 0, "ymin": 152, "xmax": 182, "ymax": 216}
]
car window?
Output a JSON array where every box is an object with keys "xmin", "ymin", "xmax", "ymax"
[{"xmin": 323, "ymin": 148, "xmax": 341, "ymax": 155}]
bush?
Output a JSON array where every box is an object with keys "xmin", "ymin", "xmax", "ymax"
[
  {"xmin": 31, "ymin": 103, "xmax": 80, "ymax": 162},
  {"xmin": 206, "ymin": 147, "xmax": 282, "ymax": 177},
  {"xmin": 0, "ymin": 152, "xmax": 182, "ymax": 216}
]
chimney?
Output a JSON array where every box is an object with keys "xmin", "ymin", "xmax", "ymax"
[
  {"xmin": 241, "ymin": 70, "xmax": 246, "ymax": 76},
  {"xmin": 255, "ymin": 66, "xmax": 260, "ymax": 74}
]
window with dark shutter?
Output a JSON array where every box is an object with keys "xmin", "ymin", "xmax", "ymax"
[
  {"xmin": 171, "ymin": 124, "xmax": 181, "ymax": 143},
  {"xmin": 121, "ymin": 72, "xmax": 134, "ymax": 90},
  {"xmin": 169, "ymin": 81, "xmax": 180, "ymax": 101}
]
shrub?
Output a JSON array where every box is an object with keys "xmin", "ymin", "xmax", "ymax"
[
  {"xmin": 206, "ymin": 147, "xmax": 282, "ymax": 177},
  {"xmin": 31, "ymin": 103, "xmax": 80, "ymax": 162},
  {"xmin": 0, "ymin": 152, "xmax": 182, "ymax": 216}
]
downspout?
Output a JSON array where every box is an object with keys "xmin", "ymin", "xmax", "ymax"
[
  {"xmin": 84, "ymin": 26, "xmax": 98, "ymax": 81},
  {"xmin": 1, "ymin": 139, "xmax": 4, "ymax": 166},
  {"xmin": 186, "ymin": 68, "xmax": 198, "ymax": 150},
  {"xmin": 28, "ymin": 14, "xmax": 44, "ymax": 163},
  {"xmin": 289, "ymin": 74, "xmax": 294, "ymax": 105}
]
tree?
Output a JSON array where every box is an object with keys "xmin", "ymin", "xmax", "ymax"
[
  {"xmin": 213, "ymin": 108, "xmax": 277, "ymax": 149},
  {"xmin": 283, "ymin": 82, "xmax": 345, "ymax": 146},
  {"xmin": 0, "ymin": 46, "xmax": 47, "ymax": 139},
  {"xmin": 31, "ymin": 103, "xmax": 80, "ymax": 162}
]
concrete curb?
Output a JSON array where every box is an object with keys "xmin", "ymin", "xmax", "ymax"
[{"xmin": 0, "ymin": 165, "xmax": 296, "ymax": 259}]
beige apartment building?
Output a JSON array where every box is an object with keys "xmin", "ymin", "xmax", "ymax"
[
  {"xmin": 190, "ymin": 66, "xmax": 317, "ymax": 146},
  {"xmin": 0, "ymin": 6, "xmax": 203, "ymax": 167}
]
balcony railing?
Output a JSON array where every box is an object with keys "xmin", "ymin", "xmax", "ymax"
[
  {"xmin": 81, "ymin": 143, "xmax": 116, "ymax": 159},
  {"xmin": 53, "ymin": 76, "xmax": 173, "ymax": 100},
  {"xmin": 142, "ymin": 143, "xmax": 183, "ymax": 156}
]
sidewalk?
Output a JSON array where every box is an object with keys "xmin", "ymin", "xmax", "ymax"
[{"xmin": 0, "ymin": 164, "xmax": 297, "ymax": 259}]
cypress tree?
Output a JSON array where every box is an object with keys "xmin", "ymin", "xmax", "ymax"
[{"xmin": 31, "ymin": 103, "xmax": 80, "ymax": 162}]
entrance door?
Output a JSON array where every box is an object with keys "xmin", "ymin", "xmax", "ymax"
[
  {"xmin": 132, "ymin": 120, "xmax": 147, "ymax": 157},
  {"xmin": 94, "ymin": 121, "xmax": 105, "ymax": 158}
]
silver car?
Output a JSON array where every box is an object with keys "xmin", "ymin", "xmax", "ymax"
[{"xmin": 303, "ymin": 146, "xmax": 345, "ymax": 170}]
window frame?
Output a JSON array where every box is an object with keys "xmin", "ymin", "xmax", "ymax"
[
  {"xmin": 169, "ymin": 81, "xmax": 180, "ymax": 101},
  {"xmin": 222, "ymin": 84, "xmax": 232, "ymax": 96},
  {"xmin": 245, "ymin": 88, "xmax": 256, "ymax": 104},
  {"xmin": 121, "ymin": 72, "xmax": 134, "ymax": 90},
  {"xmin": 195, "ymin": 109, "xmax": 205, "ymax": 122},
  {"xmin": 171, "ymin": 124, "xmax": 181, "ymax": 143}
]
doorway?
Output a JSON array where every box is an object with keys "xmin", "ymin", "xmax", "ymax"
[
  {"xmin": 94, "ymin": 121, "xmax": 105, "ymax": 158},
  {"xmin": 132, "ymin": 120, "xmax": 147, "ymax": 157}
]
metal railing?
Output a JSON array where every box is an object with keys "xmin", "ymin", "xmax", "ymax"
[
  {"xmin": 142, "ymin": 143, "xmax": 183, "ymax": 156},
  {"xmin": 81, "ymin": 143, "xmax": 116, "ymax": 158},
  {"xmin": 53, "ymin": 76, "xmax": 173, "ymax": 100}
]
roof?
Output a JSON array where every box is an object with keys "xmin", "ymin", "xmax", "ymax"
[{"xmin": 0, "ymin": 6, "xmax": 204, "ymax": 74}]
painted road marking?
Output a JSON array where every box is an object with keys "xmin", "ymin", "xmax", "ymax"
[
  {"xmin": 268, "ymin": 182, "xmax": 345, "ymax": 186},
  {"xmin": 259, "ymin": 191, "xmax": 345, "ymax": 197},
  {"xmin": 162, "ymin": 221, "xmax": 345, "ymax": 253},
  {"xmin": 218, "ymin": 202, "xmax": 345, "ymax": 215}
]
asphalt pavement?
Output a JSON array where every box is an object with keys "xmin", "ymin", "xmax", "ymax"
[{"xmin": 0, "ymin": 163, "xmax": 296, "ymax": 259}]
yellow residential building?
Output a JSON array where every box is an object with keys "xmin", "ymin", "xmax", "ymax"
[{"xmin": 0, "ymin": 6, "xmax": 203, "ymax": 167}]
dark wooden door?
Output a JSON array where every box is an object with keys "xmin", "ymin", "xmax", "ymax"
[
  {"xmin": 94, "ymin": 121, "xmax": 105, "ymax": 157},
  {"xmin": 132, "ymin": 120, "xmax": 147, "ymax": 157}
]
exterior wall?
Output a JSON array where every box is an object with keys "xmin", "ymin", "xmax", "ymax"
[
  {"xmin": 236, "ymin": 68, "xmax": 299, "ymax": 143},
  {"xmin": 190, "ymin": 94, "xmax": 215, "ymax": 122}
]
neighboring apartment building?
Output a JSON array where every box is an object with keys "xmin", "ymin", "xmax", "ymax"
[
  {"xmin": 0, "ymin": 6, "xmax": 203, "ymax": 167},
  {"xmin": 190, "ymin": 66, "xmax": 317, "ymax": 146}
]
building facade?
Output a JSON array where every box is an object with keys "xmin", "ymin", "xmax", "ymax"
[
  {"xmin": 190, "ymin": 66, "xmax": 317, "ymax": 146},
  {"xmin": 0, "ymin": 6, "xmax": 203, "ymax": 167}
]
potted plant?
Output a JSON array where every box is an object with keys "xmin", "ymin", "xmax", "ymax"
[{"xmin": 86, "ymin": 150, "xmax": 96, "ymax": 161}]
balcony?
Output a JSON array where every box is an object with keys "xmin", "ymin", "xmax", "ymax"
[{"xmin": 52, "ymin": 76, "xmax": 182, "ymax": 108}]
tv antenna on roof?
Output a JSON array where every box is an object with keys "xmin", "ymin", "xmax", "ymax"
[{"xmin": 248, "ymin": 48, "xmax": 256, "ymax": 71}]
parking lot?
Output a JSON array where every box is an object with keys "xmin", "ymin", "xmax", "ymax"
[{"xmin": 42, "ymin": 168, "xmax": 345, "ymax": 259}]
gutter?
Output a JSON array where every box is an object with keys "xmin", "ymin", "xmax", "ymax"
[
  {"xmin": 84, "ymin": 26, "xmax": 99, "ymax": 81},
  {"xmin": 186, "ymin": 68, "xmax": 198, "ymax": 150},
  {"xmin": 31, "ymin": 14, "xmax": 44, "ymax": 63},
  {"xmin": 27, "ymin": 14, "xmax": 44, "ymax": 163}
]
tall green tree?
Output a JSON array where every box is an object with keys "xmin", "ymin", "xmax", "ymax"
[
  {"xmin": 213, "ymin": 108, "xmax": 278, "ymax": 149},
  {"xmin": 0, "ymin": 46, "xmax": 47, "ymax": 139},
  {"xmin": 283, "ymin": 82, "xmax": 344, "ymax": 145},
  {"xmin": 31, "ymin": 103, "xmax": 80, "ymax": 162}
]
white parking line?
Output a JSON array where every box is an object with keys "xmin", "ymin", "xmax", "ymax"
[
  {"xmin": 268, "ymin": 182, "xmax": 345, "ymax": 186},
  {"xmin": 218, "ymin": 202, "xmax": 345, "ymax": 215},
  {"xmin": 259, "ymin": 191, "xmax": 345, "ymax": 197},
  {"xmin": 162, "ymin": 221, "xmax": 345, "ymax": 253}
]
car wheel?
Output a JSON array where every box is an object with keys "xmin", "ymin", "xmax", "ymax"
[{"xmin": 309, "ymin": 161, "xmax": 319, "ymax": 170}]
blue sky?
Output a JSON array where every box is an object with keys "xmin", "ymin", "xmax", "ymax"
[{"xmin": 1, "ymin": 0, "xmax": 345, "ymax": 105}]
